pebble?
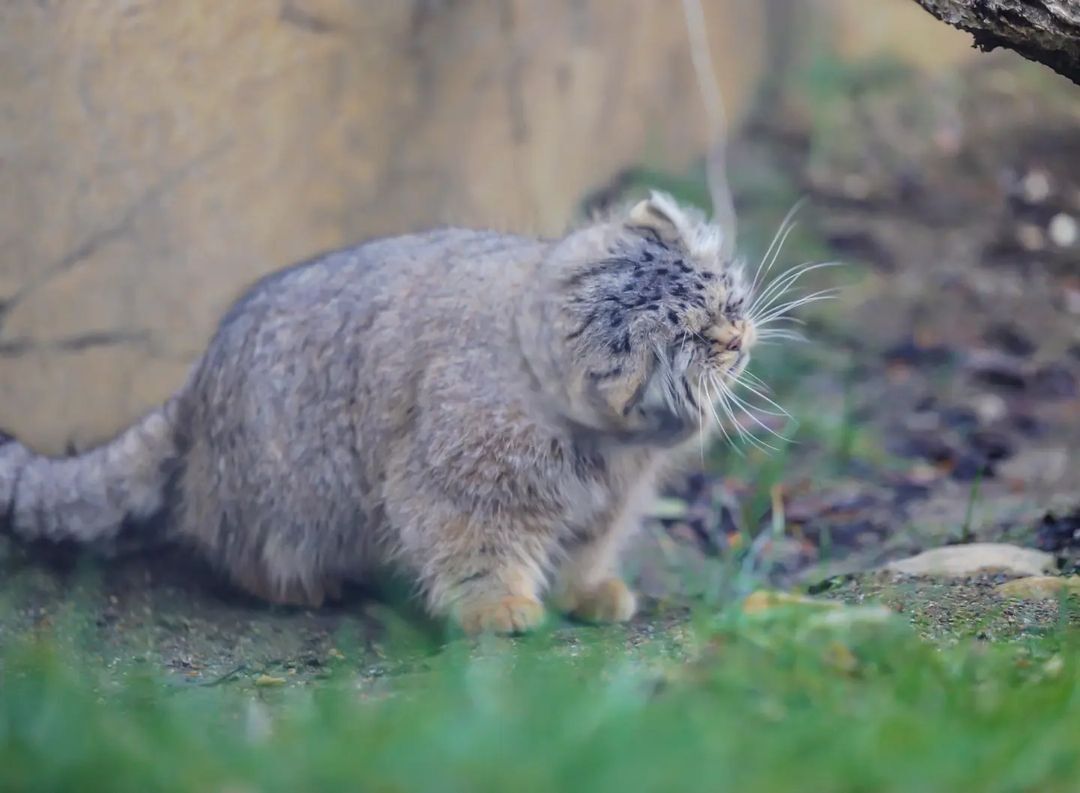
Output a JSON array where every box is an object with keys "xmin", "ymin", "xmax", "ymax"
[
  {"xmin": 995, "ymin": 576, "xmax": 1080, "ymax": 600},
  {"xmin": 970, "ymin": 393, "xmax": 1008, "ymax": 425},
  {"xmin": 1048, "ymin": 213, "xmax": 1078, "ymax": 248},
  {"xmin": 883, "ymin": 543, "xmax": 1055, "ymax": 578},
  {"xmin": 1020, "ymin": 169, "xmax": 1052, "ymax": 203},
  {"xmin": 998, "ymin": 448, "xmax": 1068, "ymax": 487},
  {"xmin": 253, "ymin": 674, "xmax": 287, "ymax": 688},
  {"xmin": 1017, "ymin": 223, "xmax": 1046, "ymax": 251},
  {"xmin": 741, "ymin": 590, "xmax": 840, "ymax": 614}
]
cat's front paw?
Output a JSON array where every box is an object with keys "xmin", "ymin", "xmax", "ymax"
[
  {"xmin": 560, "ymin": 578, "xmax": 637, "ymax": 624},
  {"xmin": 457, "ymin": 595, "xmax": 546, "ymax": 635}
]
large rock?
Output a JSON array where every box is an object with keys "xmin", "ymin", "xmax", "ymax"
[
  {"xmin": 0, "ymin": 0, "xmax": 976, "ymax": 452},
  {"xmin": 883, "ymin": 543, "xmax": 1056, "ymax": 578}
]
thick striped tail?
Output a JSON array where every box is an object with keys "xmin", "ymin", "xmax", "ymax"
[{"xmin": 0, "ymin": 399, "xmax": 184, "ymax": 550}]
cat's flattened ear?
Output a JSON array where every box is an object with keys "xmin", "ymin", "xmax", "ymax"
[{"xmin": 626, "ymin": 192, "xmax": 684, "ymax": 244}]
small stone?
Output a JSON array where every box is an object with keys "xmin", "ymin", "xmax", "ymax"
[
  {"xmin": 995, "ymin": 576, "xmax": 1080, "ymax": 600},
  {"xmin": 1017, "ymin": 223, "xmax": 1046, "ymax": 251},
  {"xmin": 809, "ymin": 605, "xmax": 894, "ymax": 628},
  {"xmin": 883, "ymin": 543, "xmax": 1055, "ymax": 578},
  {"xmin": 970, "ymin": 393, "xmax": 1007, "ymax": 425},
  {"xmin": 741, "ymin": 590, "xmax": 840, "ymax": 614},
  {"xmin": 1020, "ymin": 169, "xmax": 1052, "ymax": 203},
  {"xmin": 998, "ymin": 448, "xmax": 1068, "ymax": 488},
  {"xmin": 253, "ymin": 674, "xmax": 287, "ymax": 688},
  {"xmin": 908, "ymin": 462, "xmax": 942, "ymax": 484},
  {"xmin": 1048, "ymin": 213, "xmax": 1078, "ymax": 248},
  {"xmin": 1043, "ymin": 655, "xmax": 1065, "ymax": 678}
]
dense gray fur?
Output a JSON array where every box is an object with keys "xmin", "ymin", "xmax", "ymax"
[{"xmin": 0, "ymin": 194, "xmax": 756, "ymax": 632}]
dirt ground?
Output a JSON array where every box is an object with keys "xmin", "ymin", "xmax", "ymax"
[{"xmin": 1, "ymin": 56, "xmax": 1078, "ymax": 680}]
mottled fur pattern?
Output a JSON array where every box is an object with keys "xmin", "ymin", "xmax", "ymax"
[{"xmin": 0, "ymin": 193, "xmax": 757, "ymax": 634}]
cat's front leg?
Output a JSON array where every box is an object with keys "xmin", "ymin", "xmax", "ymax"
[
  {"xmin": 552, "ymin": 530, "xmax": 637, "ymax": 624},
  {"xmin": 418, "ymin": 516, "xmax": 552, "ymax": 635}
]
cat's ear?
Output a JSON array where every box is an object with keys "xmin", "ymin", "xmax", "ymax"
[{"xmin": 626, "ymin": 191, "xmax": 685, "ymax": 245}]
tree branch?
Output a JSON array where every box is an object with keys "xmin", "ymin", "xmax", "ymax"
[{"xmin": 910, "ymin": 1, "xmax": 1080, "ymax": 86}]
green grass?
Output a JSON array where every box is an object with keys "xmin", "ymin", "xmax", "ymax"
[{"xmin": 3, "ymin": 605, "xmax": 1079, "ymax": 793}]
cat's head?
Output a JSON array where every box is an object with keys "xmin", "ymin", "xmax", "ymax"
[{"xmin": 540, "ymin": 191, "xmax": 759, "ymax": 445}]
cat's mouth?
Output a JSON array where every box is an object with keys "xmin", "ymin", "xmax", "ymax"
[
  {"xmin": 654, "ymin": 339, "xmax": 759, "ymax": 442},
  {"xmin": 604, "ymin": 328, "xmax": 759, "ymax": 447}
]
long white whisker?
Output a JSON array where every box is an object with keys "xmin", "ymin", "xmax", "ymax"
[
  {"xmin": 723, "ymin": 383, "xmax": 788, "ymax": 418},
  {"xmin": 705, "ymin": 377, "xmax": 741, "ymax": 439},
  {"xmin": 756, "ymin": 329, "xmax": 808, "ymax": 343},
  {"xmin": 748, "ymin": 263, "xmax": 810, "ymax": 319},
  {"xmin": 712, "ymin": 376, "xmax": 779, "ymax": 452},
  {"xmin": 749, "ymin": 261, "xmax": 842, "ymax": 318},
  {"xmin": 702, "ymin": 377, "xmax": 742, "ymax": 456},
  {"xmin": 749, "ymin": 262, "xmax": 844, "ymax": 319},
  {"xmin": 750, "ymin": 222, "xmax": 799, "ymax": 302},
  {"xmin": 703, "ymin": 379, "xmax": 736, "ymax": 452},
  {"xmin": 755, "ymin": 317, "xmax": 807, "ymax": 330},
  {"xmin": 718, "ymin": 379, "xmax": 790, "ymax": 442},
  {"xmin": 756, "ymin": 290, "xmax": 840, "ymax": 324},
  {"xmin": 695, "ymin": 373, "xmax": 706, "ymax": 464},
  {"xmin": 738, "ymin": 370, "xmax": 772, "ymax": 391},
  {"xmin": 750, "ymin": 258, "xmax": 821, "ymax": 306},
  {"xmin": 729, "ymin": 375, "xmax": 793, "ymax": 418},
  {"xmin": 749, "ymin": 198, "xmax": 806, "ymax": 296},
  {"xmin": 758, "ymin": 281, "xmax": 842, "ymax": 313},
  {"xmin": 757, "ymin": 291, "xmax": 842, "ymax": 324}
]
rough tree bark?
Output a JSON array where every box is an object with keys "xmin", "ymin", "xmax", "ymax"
[{"xmin": 910, "ymin": 1, "xmax": 1080, "ymax": 85}]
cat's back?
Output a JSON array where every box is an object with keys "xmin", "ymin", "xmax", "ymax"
[
  {"xmin": 225, "ymin": 227, "xmax": 545, "ymax": 325},
  {"xmin": 192, "ymin": 226, "xmax": 548, "ymax": 419}
]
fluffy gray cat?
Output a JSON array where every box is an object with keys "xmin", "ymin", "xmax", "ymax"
[{"xmin": 1, "ymin": 193, "xmax": 770, "ymax": 634}]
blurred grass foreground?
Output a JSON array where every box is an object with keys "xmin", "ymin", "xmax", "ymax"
[
  {"xmin": 2, "ymin": 600, "xmax": 1080, "ymax": 793},
  {"xmin": 3, "ymin": 603, "xmax": 1080, "ymax": 793}
]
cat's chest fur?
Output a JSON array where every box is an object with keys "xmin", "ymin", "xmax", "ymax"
[{"xmin": 553, "ymin": 439, "xmax": 662, "ymax": 551}]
